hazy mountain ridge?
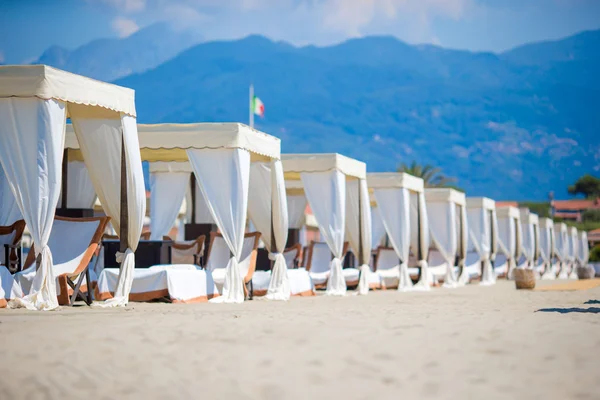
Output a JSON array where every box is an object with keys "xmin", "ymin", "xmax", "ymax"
[
  {"xmin": 35, "ymin": 29, "xmax": 600, "ymax": 200},
  {"xmin": 35, "ymin": 23, "xmax": 202, "ymax": 81}
]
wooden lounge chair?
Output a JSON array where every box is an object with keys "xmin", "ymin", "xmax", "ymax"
[
  {"xmin": 305, "ymin": 241, "xmax": 349, "ymax": 289},
  {"xmin": 283, "ymin": 243, "xmax": 302, "ymax": 269},
  {"xmin": 206, "ymin": 232, "xmax": 260, "ymax": 299},
  {"xmin": 373, "ymin": 246, "xmax": 401, "ymax": 289},
  {"xmin": 251, "ymin": 243, "xmax": 305, "ymax": 297},
  {"xmin": 16, "ymin": 216, "xmax": 110, "ymax": 306},
  {"xmin": 0, "ymin": 219, "xmax": 26, "ymax": 273},
  {"xmin": 167, "ymin": 236, "xmax": 206, "ymax": 266}
]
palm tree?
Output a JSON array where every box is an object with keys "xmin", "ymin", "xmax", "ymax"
[{"xmin": 397, "ymin": 161, "xmax": 457, "ymax": 188}]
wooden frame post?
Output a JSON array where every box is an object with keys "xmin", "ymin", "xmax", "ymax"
[
  {"xmin": 357, "ymin": 179, "xmax": 363, "ymax": 266},
  {"xmin": 416, "ymin": 191, "xmax": 422, "ymax": 281},
  {"xmin": 190, "ymin": 174, "xmax": 197, "ymax": 224},
  {"xmin": 119, "ymin": 132, "xmax": 129, "ymax": 254},
  {"xmin": 61, "ymin": 149, "xmax": 68, "ymax": 209},
  {"xmin": 270, "ymin": 184, "xmax": 276, "ymax": 269}
]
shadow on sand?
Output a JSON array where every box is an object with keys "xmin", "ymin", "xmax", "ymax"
[
  {"xmin": 584, "ymin": 300, "xmax": 600, "ymax": 305},
  {"xmin": 536, "ymin": 306, "xmax": 600, "ymax": 314}
]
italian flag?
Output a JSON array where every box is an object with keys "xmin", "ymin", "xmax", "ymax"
[{"xmin": 252, "ymin": 96, "xmax": 265, "ymax": 118}]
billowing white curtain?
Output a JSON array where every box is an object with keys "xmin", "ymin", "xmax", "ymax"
[
  {"xmin": 58, "ymin": 161, "xmax": 97, "ymax": 208},
  {"xmin": 496, "ymin": 215, "xmax": 521, "ymax": 279},
  {"xmin": 301, "ymin": 170, "xmax": 346, "ymax": 296},
  {"xmin": 187, "ymin": 148, "xmax": 250, "ymax": 303},
  {"xmin": 427, "ymin": 201, "xmax": 459, "ymax": 288},
  {"xmin": 410, "ymin": 192, "xmax": 431, "ymax": 290},
  {"xmin": 71, "ymin": 113, "xmax": 146, "ymax": 307},
  {"xmin": 371, "ymin": 206, "xmax": 386, "ymax": 249},
  {"xmin": 287, "ymin": 195, "xmax": 307, "ymax": 229},
  {"xmin": 578, "ymin": 232, "xmax": 589, "ymax": 267},
  {"xmin": 554, "ymin": 225, "xmax": 568, "ymax": 279},
  {"xmin": 568, "ymin": 228, "xmax": 579, "ymax": 279},
  {"xmin": 345, "ymin": 179, "xmax": 372, "ymax": 295},
  {"xmin": 456, "ymin": 204, "xmax": 469, "ymax": 284},
  {"xmin": 540, "ymin": 224, "xmax": 555, "ymax": 279},
  {"xmin": 467, "ymin": 206, "xmax": 496, "ymax": 285},
  {"xmin": 373, "ymin": 188, "xmax": 412, "ymax": 291},
  {"xmin": 185, "ymin": 180, "xmax": 215, "ymax": 224},
  {"xmin": 149, "ymin": 171, "xmax": 190, "ymax": 240},
  {"xmin": 521, "ymin": 220, "xmax": 536, "ymax": 268},
  {"xmin": 0, "ymin": 98, "xmax": 65, "ymax": 310},
  {"xmin": 248, "ymin": 161, "xmax": 290, "ymax": 300},
  {"xmin": 0, "ymin": 165, "xmax": 22, "ymax": 226}
]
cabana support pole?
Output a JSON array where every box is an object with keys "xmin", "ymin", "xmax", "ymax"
[
  {"xmin": 416, "ymin": 193, "xmax": 422, "ymax": 281},
  {"xmin": 190, "ymin": 175, "xmax": 197, "ymax": 224},
  {"xmin": 61, "ymin": 149, "xmax": 68, "ymax": 209},
  {"xmin": 357, "ymin": 180, "xmax": 363, "ymax": 268},
  {"xmin": 119, "ymin": 132, "xmax": 129, "ymax": 253}
]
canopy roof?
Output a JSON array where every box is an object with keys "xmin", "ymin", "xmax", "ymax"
[
  {"xmin": 66, "ymin": 123, "xmax": 280, "ymax": 162},
  {"xmin": 423, "ymin": 188, "xmax": 465, "ymax": 205},
  {"xmin": 0, "ymin": 65, "xmax": 136, "ymax": 117},
  {"xmin": 367, "ymin": 172, "xmax": 424, "ymax": 193},
  {"xmin": 282, "ymin": 153, "xmax": 366, "ymax": 180},
  {"xmin": 520, "ymin": 209, "xmax": 539, "ymax": 225},
  {"xmin": 466, "ymin": 197, "xmax": 495, "ymax": 210},
  {"xmin": 497, "ymin": 206, "xmax": 520, "ymax": 219},
  {"xmin": 539, "ymin": 217, "xmax": 554, "ymax": 229}
]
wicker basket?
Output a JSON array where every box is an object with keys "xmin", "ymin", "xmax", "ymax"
[
  {"xmin": 514, "ymin": 268, "xmax": 536, "ymax": 290},
  {"xmin": 576, "ymin": 266, "xmax": 595, "ymax": 280}
]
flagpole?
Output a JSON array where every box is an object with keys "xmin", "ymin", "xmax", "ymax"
[{"xmin": 249, "ymin": 84, "xmax": 254, "ymax": 128}]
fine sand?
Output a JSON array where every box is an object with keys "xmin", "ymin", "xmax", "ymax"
[{"xmin": 1, "ymin": 280, "xmax": 599, "ymax": 400}]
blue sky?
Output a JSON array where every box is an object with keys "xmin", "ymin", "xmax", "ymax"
[{"xmin": 1, "ymin": 0, "xmax": 600, "ymax": 63}]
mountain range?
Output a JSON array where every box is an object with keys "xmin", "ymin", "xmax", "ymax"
[{"xmin": 35, "ymin": 26, "xmax": 600, "ymax": 200}]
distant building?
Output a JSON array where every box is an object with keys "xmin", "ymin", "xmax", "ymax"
[{"xmin": 550, "ymin": 199, "xmax": 600, "ymax": 222}]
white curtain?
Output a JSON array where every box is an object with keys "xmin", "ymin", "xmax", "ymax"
[
  {"xmin": 248, "ymin": 161, "xmax": 290, "ymax": 300},
  {"xmin": 579, "ymin": 232, "xmax": 589, "ymax": 266},
  {"xmin": 371, "ymin": 206, "xmax": 386, "ymax": 249},
  {"xmin": 427, "ymin": 201, "xmax": 459, "ymax": 288},
  {"xmin": 71, "ymin": 113, "xmax": 146, "ymax": 307},
  {"xmin": 568, "ymin": 229, "xmax": 579, "ymax": 279},
  {"xmin": 0, "ymin": 165, "xmax": 22, "ymax": 226},
  {"xmin": 540, "ymin": 224, "xmax": 555, "ymax": 279},
  {"xmin": 345, "ymin": 179, "xmax": 372, "ymax": 295},
  {"xmin": 287, "ymin": 195, "xmax": 307, "ymax": 229},
  {"xmin": 521, "ymin": 219, "xmax": 537, "ymax": 268},
  {"xmin": 411, "ymin": 192, "xmax": 431, "ymax": 290},
  {"xmin": 301, "ymin": 170, "xmax": 346, "ymax": 296},
  {"xmin": 0, "ymin": 98, "xmax": 66, "ymax": 310},
  {"xmin": 456, "ymin": 204, "xmax": 469, "ymax": 285},
  {"xmin": 467, "ymin": 206, "xmax": 496, "ymax": 285},
  {"xmin": 187, "ymin": 148, "xmax": 250, "ymax": 303},
  {"xmin": 58, "ymin": 161, "xmax": 97, "ymax": 208},
  {"xmin": 554, "ymin": 226, "xmax": 568, "ymax": 278},
  {"xmin": 150, "ymin": 171, "xmax": 190, "ymax": 240},
  {"xmin": 185, "ymin": 180, "xmax": 215, "ymax": 224},
  {"xmin": 373, "ymin": 187, "xmax": 413, "ymax": 291},
  {"xmin": 497, "ymin": 215, "xmax": 521, "ymax": 279}
]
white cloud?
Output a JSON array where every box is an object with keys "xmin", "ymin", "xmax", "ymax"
[
  {"xmin": 95, "ymin": 0, "xmax": 146, "ymax": 13},
  {"xmin": 112, "ymin": 17, "xmax": 140, "ymax": 37}
]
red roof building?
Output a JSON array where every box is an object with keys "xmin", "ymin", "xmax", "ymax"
[{"xmin": 551, "ymin": 199, "xmax": 600, "ymax": 222}]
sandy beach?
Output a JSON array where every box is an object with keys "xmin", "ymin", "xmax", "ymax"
[{"xmin": 1, "ymin": 280, "xmax": 599, "ymax": 399}]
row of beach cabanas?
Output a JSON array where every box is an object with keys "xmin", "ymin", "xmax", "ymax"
[{"xmin": 0, "ymin": 65, "xmax": 592, "ymax": 310}]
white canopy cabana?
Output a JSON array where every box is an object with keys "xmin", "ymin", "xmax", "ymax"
[
  {"xmin": 283, "ymin": 154, "xmax": 371, "ymax": 296},
  {"xmin": 553, "ymin": 222, "xmax": 569, "ymax": 279},
  {"xmin": 68, "ymin": 122, "xmax": 291, "ymax": 302},
  {"xmin": 424, "ymin": 188, "xmax": 467, "ymax": 288},
  {"xmin": 567, "ymin": 226, "xmax": 579, "ymax": 279},
  {"xmin": 538, "ymin": 218, "xmax": 556, "ymax": 280},
  {"xmin": 519, "ymin": 209, "xmax": 540, "ymax": 270},
  {"xmin": 465, "ymin": 197, "xmax": 498, "ymax": 285},
  {"xmin": 495, "ymin": 206, "xmax": 522, "ymax": 279},
  {"xmin": 578, "ymin": 231, "xmax": 589, "ymax": 269},
  {"xmin": 368, "ymin": 172, "xmax": 430, "ymax": 291},
  {"xmin": 0, "ymin": 65, "xmax": 146, "ymax": 310}
]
